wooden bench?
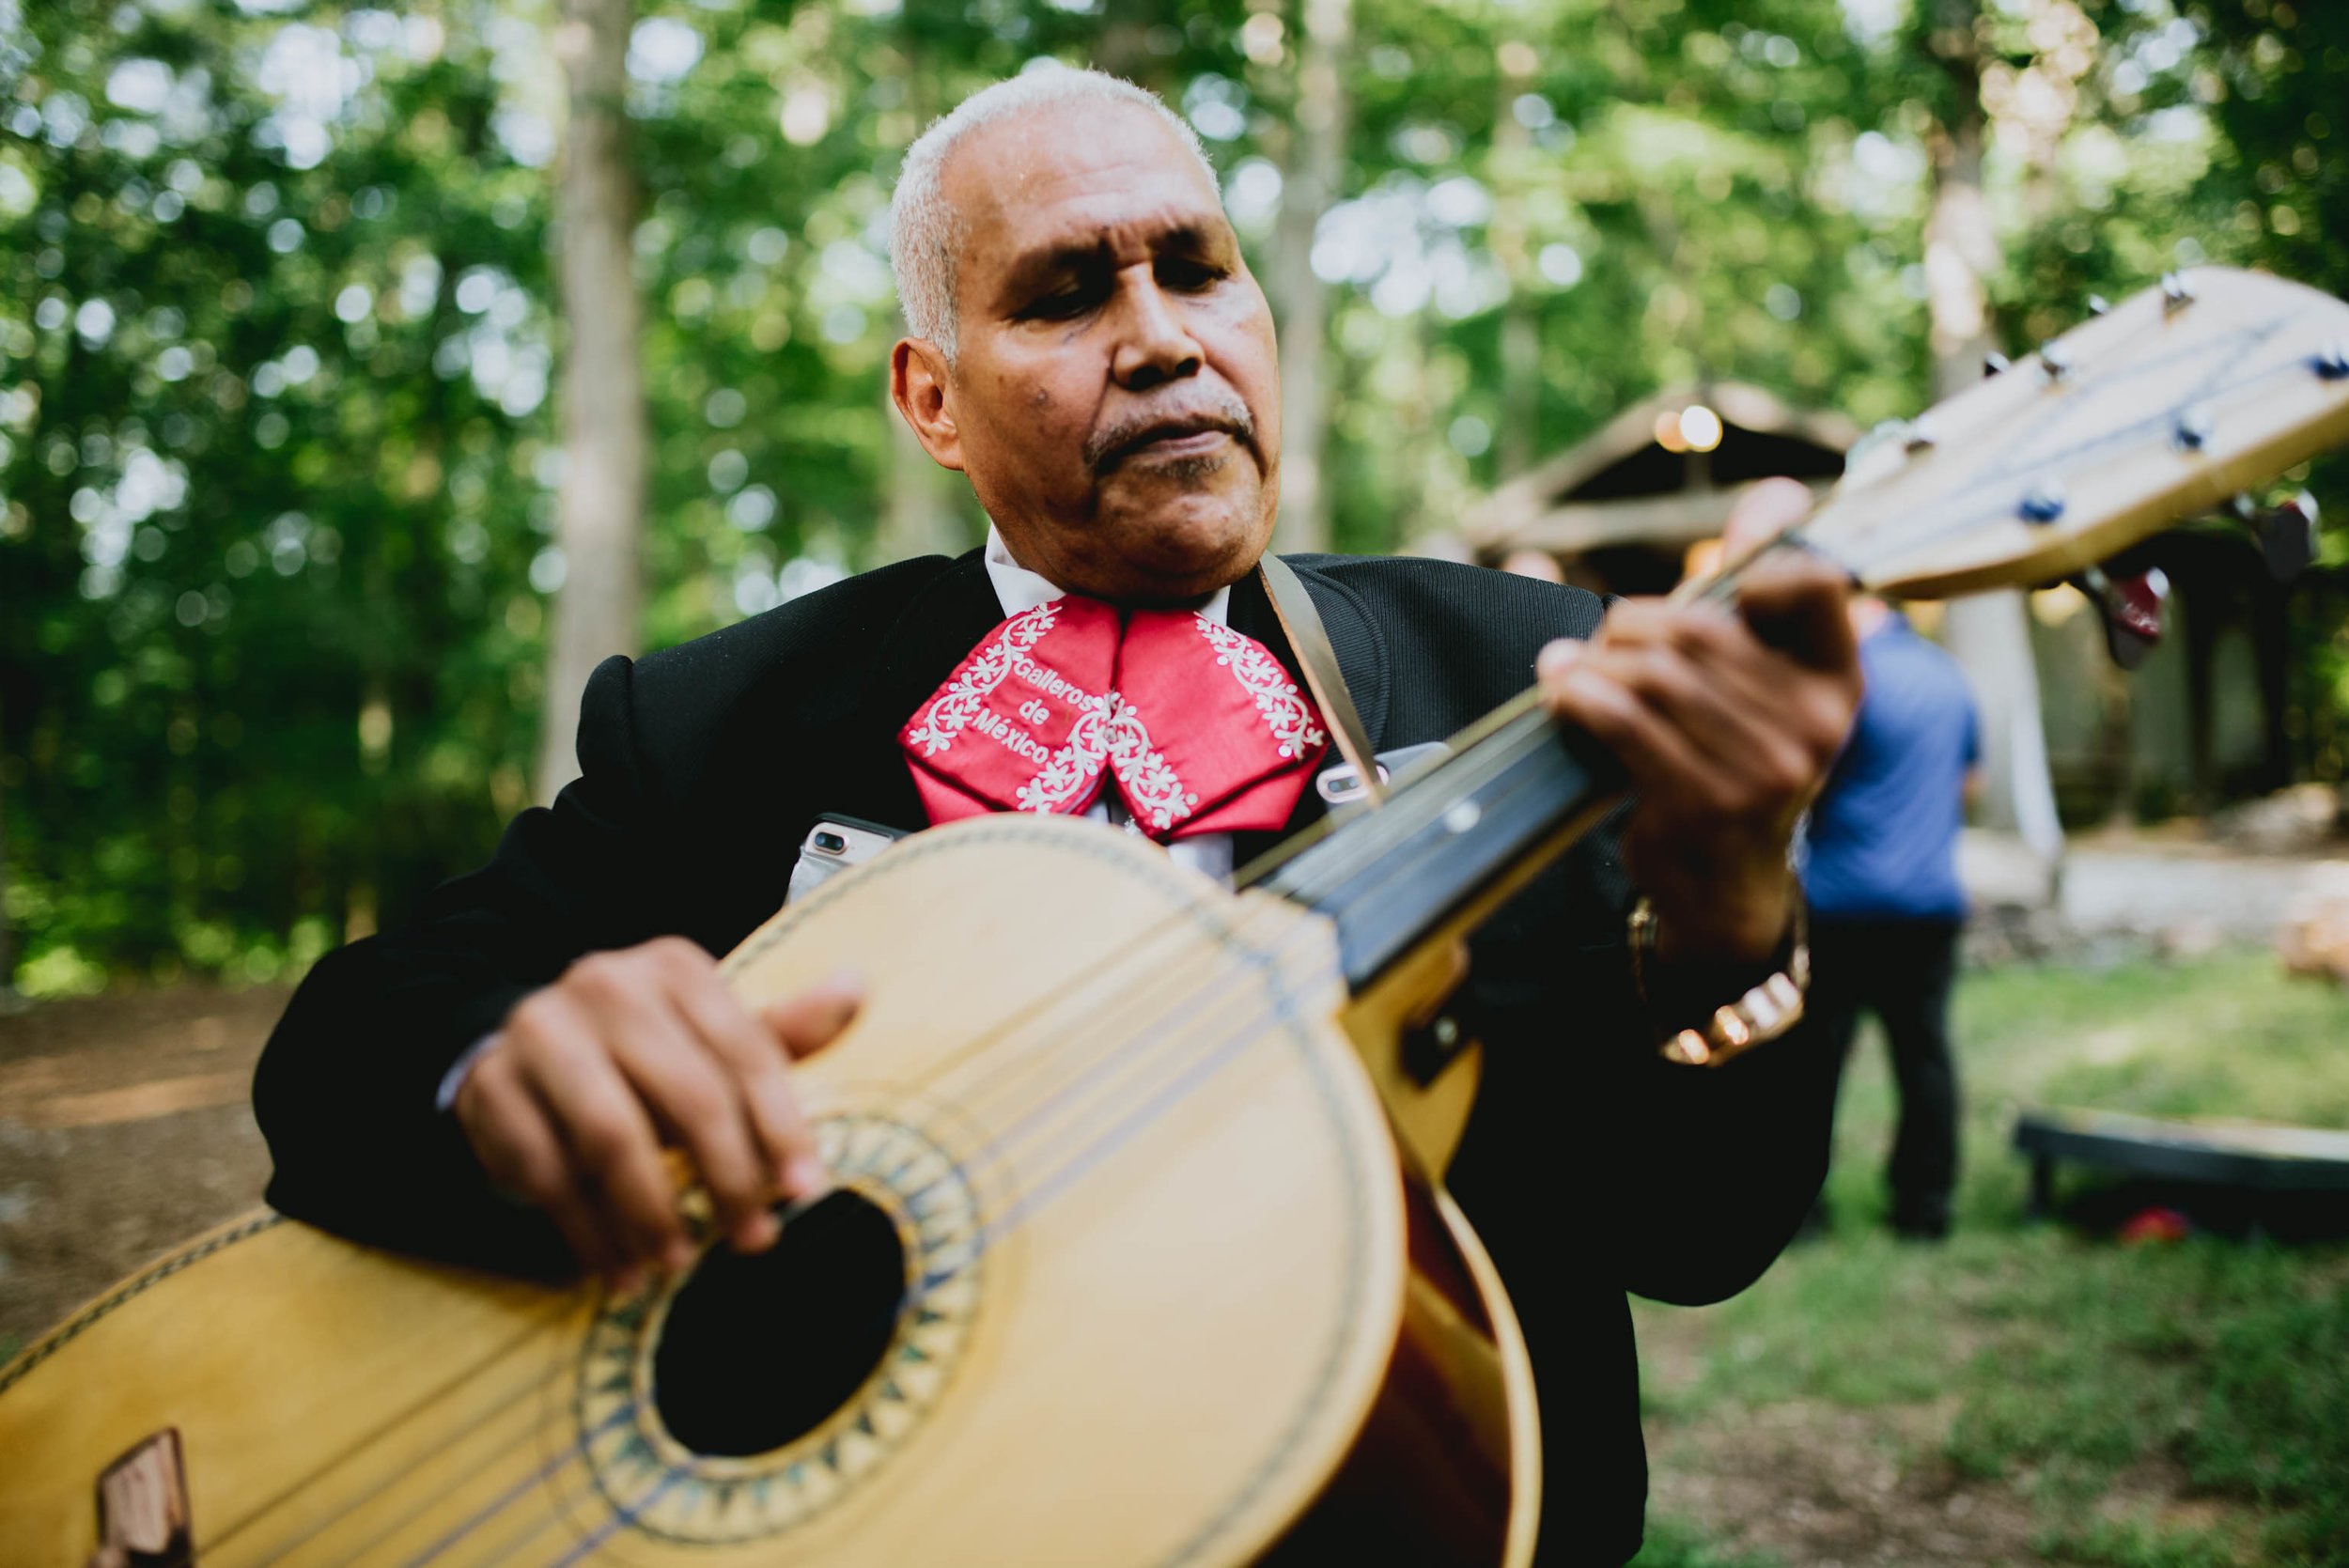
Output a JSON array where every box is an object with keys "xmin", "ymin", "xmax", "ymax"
[{"xmin": 2015, "ymin": 1107, "xmax": 2349, "ymax": 1220}]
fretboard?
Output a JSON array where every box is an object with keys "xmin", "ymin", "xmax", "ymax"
[{"xmin": 1250, "ymin": 693, "xmax": 1626, "ymax": 989}]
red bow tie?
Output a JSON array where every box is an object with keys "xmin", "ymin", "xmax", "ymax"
[{"xmin": 900, "ymin": 596, "xmax": 1329, "ymax": 841}]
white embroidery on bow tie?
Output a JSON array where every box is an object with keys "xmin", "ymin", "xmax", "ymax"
[
  {"xmin": 1014, "ymin": 693, "xmax": 1199, "ymax": 831},
  {"xmin": 1103, "ymin": 698, "xmax": 1198, "ymax": 831},
  {"xmin": 1018, "ymin": 691, "xmax": 1114, "ymax": 814},
  {"xmin": 1195, "ymin": 616, "xmax": 1329, "ymax": 761},
  {"xmin": 904, "ymin": 599, "xmax": 1061, "ymax": 758}
]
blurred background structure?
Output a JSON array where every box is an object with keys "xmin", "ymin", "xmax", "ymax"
[
  {"xmin": 1460, "ymin": 380, "xmax": 1859, "ymax": 592},
  {"xmin": 6, "ymin": 0, "xmax": 2347, "ymax": 990}
]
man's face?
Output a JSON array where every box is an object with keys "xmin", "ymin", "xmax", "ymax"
[{"xmin": 893, "ymin": 101, "xmax": 1281, "ymax": 603}]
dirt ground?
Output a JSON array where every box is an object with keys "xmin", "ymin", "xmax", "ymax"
[
  {"xmin": 0, "ymin": 985, "xmax": 288, "ymax": 1348},
  {"xmin": 1638, "ymin": 1342, "xmax": 2046, "ymax": 1566}
]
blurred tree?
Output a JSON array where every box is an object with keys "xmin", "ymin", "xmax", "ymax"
[
  {"xmin": 6, "ymin": 0, "xmax": 2347, "ymax": 988},
  {"xmin": 3, "ymin": 1, "xmax": 556, "ymax": 986},
  {"xmin": 538, "ymin": 0, "xmax": 646, "ymax": 802},
  {"xmin": 1923, "ymin": 0, "xmax": 2065, "ymax": 869},
  {"xmin": 1267, "ymin": 0, "xmax": 1347, "ymax": 553}
]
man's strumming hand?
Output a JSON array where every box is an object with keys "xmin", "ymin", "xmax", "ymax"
[
  {"xmin": 1535, "ymin": 478, "xmax": 1860, "ymax": 967},
  {"xmin": 452, "ymin": 938, "xmax": 860, "ymax": 1285}
]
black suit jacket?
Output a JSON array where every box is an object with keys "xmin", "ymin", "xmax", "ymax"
[{"xmin": 255, "ymin": 551, "xmax": 1838, "ymax": 1565}]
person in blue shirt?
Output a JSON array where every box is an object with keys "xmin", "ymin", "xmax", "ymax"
[{"xmin": 1799, "ymin": 596, "xmax": 1981, "ymax": 1237}]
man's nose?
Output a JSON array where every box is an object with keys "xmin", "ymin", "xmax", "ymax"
[{"xmin": 1108, "ymin": 267, "xmax": 1204, "ymax": 391}]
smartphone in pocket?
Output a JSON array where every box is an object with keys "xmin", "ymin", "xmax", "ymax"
[{"xmin": 786, "ymin": 815, "xmax": 907, "ymax": 905}]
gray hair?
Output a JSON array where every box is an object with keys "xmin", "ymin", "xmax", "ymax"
[{"xmin": 887, "ymin": 66, "xmax": 1219, "ymax": 364}]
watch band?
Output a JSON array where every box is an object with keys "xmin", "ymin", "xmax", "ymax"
[{"xmin": 1629, "ymin": 895, "xmax": 1811, "ymax": 1068}]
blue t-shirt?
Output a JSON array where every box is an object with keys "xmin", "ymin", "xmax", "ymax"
[{"xmin": 1800, "ymin": 613, "xmax": 1979, "ymax": 921}]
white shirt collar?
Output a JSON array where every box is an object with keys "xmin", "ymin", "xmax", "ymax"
[{"xmin": 982, "ymin": 524, "xmax": 1232, "ymax": 627}]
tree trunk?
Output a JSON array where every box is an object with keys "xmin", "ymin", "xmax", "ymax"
[
  {"xmin": 0, "ymin": 697, "xmax": 13, "ymax": 999},
  {"xmin": 1268, "ymin": 0, "xmax": 1350, "ymax": 554},
  {"xmin": 1925, "ymin": 0, "xmax": 2065, "ymax": 875},
  {"xmin": 1491, "ymin": 39, "xmax": 1538, "ymax": 478},
  {"xmin": 537, "ymin": 0, "xmax": 646, "ymax": 804}
]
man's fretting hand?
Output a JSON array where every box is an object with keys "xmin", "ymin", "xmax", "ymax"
[
  {"xmin": 453, "ymin": 938, "xmax": 862, "ymax": 1286},
  {"xmin": 1536, "ymin": 478, "xmax": 1861, "ymax": 966}
]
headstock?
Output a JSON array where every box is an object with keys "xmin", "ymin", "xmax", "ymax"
[{"xmin": 1795, "ymin": 268, "xmax": 2349, "ymax": 601}]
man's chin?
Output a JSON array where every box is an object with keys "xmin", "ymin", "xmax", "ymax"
[{"xmin": 1100, "ymin": 504, "xmax": 1269, "ymax": 599}]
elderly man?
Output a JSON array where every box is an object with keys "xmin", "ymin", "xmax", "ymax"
[{"xmin": 256, "ymin": 69, "xmax": 1859, "ymax": 1564}]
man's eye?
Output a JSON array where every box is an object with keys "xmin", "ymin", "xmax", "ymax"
[
  {"xmin": 1023, "ymin": 284, "xmax": 1100, "ymax": 319},
  {"xmin": 1158, "ymin": 256, "xmax": 1221, "ymax": 289}
]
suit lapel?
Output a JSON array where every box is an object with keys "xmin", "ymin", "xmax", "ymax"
[{"xmin": 821, "ymin": 551, "xmax": 1005, "ymax": 835}]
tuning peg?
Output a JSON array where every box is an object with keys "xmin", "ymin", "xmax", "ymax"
[
  {"xmin": 2038, "ymin": 340, "xmax": 2075, "ymax": 380},
  {"xmin": 2162, "ymin": 272, "xmax": 2196, "ymax": 312},
  {"xmin": 2077, "ymin": 565, "xmax": 2170, "ymax": 671},
  {"xmin": 2019, "ymin": 481, "xmax": 2067, "ymax": 524},
  {"xmin": 2088, "ymin": 294, "xmax": 2111, "ymax": 316},
  {"xmin": 1842, "ymin": 418, "xmax": 1932, "ymax": 487},
  {"xmin": 2234, "ymin": 489, "xmax": 2320, "ymax": 582},
  {"xmin": 1984, "ymin": 352, "xmax": 2011, "ymax": 378},
  {"xmin": 2316, "ymin": 343, "xmax": 2349, "ymax": 380}
]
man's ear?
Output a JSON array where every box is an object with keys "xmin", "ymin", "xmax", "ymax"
[{"xmin": 891, "ymin": 338, "xmax": 965, "ymax": 473}]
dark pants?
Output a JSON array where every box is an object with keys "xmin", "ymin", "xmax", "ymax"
[{"xmin": 1808, "ymin": 918, "xmax": 1963, "ymax": 1234}]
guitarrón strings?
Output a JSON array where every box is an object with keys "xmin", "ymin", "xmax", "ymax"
[{"xmin": 192, "ymin": 896, "xmax": 1349, "ymax": 1565}]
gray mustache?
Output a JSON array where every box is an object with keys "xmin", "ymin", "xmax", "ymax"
[{"xmin": 1086, "ymin": 391, "xmax": 1257, "ymax": 474}]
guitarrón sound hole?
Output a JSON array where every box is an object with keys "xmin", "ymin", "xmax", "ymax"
[{"xmin": 652, "ymin": 1189, "xmax": 907, "ymax": 1457}]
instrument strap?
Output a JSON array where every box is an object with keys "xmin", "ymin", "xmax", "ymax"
[{"xmin": 1258, "ymin": 552, "xmax": 1386, "ymax": 810}]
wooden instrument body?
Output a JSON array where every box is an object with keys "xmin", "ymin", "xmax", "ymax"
[{"xmin": 0, "ymin": 815, "xmax": 1537, "ymax": 1567}]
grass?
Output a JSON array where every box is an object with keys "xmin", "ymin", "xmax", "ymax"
[
  {"xmin": 1626, "ymin": 949, "xmax": 2349, "ymax": 1568},
  {"xmin": 1627, "ymin": 1516, "xmax": 1784, "ymax": 1568}
]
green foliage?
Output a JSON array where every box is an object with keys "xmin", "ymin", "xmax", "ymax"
[
  {"xmin": 1636, "ymin": 951, "xmax": 2349, "ymax": 1566},
  {"xmin": 4, "ymin": 1, "xmax": 554, "ymax": 986},
  {"xmin": 1627, "ymin": 1514, "xmax": 1785, "ymax": 1568},
  {"xmin": 6, "ymin": 1, "xmax": 2349, "ymax": 981}
]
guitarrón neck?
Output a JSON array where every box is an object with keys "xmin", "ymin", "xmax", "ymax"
[
  {"xmin": 1249, "ymin": 534, "xmax": 1807, "ymax": 988},
  {"xmin": 1250, "ymin": 692, "xmax": 1628, "ymax": 991}
]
